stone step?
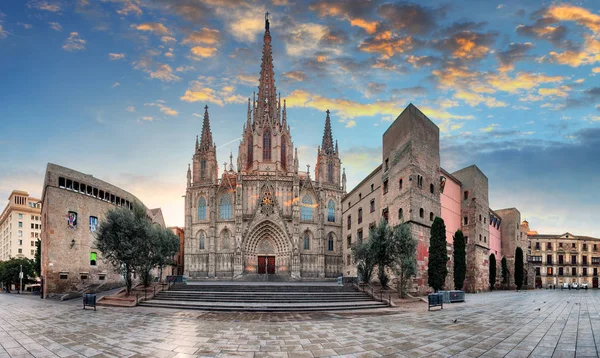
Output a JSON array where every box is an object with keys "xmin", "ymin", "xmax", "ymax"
[
  {"xmin": 138, "ymin": 299, "xmax": 387, "ymax": 312},
  {"xmin": 171, "ymin": 285, "xmax": 354, "ymax": 293},
  {"xmin": 153, "ymin": 296, "xmax": 374, "ymax": 303}
]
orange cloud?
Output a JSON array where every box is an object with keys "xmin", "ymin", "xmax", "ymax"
[
  {"xmin": 547, "ymin": 34, "xmax": 600, "ymax": 67},
  {"xmin": 537, "ymin": 86, "xmax": 570, "ymax": 97},
  {"xmin": 109, "ymin": 53, "xmax": 125, "ymax": 60},
  {"xmin": 283, "ymin": 71, "xmax": 307, "ymax": 82},
  {"xmin": 487, "ymin": 72, "xmax": 564, "ymax": 93},
  {"xmin": 133, "ymin": 23, "xmax": 171, "ymax": 35},
  {"xmin": 546, "ymin": 4, "xmax": 600, "ymax": 32},
  {"xmin": 180, "ymin": 78, "xmax": 246, "ymax": 106},
  {"xmin": 190, "ymin": 46, "xmax": 218, "ymax": 59},
  {"xmin": 454, "ymin": 91, "xmax": 507, "ymax": 107},
  {"xmin": 349, "ymin": 18, "xmax": 378, "ymax": 34},
  {"xmin": 452, "ymin": 32, "xmax": 491, "ymax": 60},
  {"xmin": 358, "ymin": 31, "xmax": 412, "ymax": 58},
  {"xmin": 181, "ymin": 28, "xmax": 221, "ymax": 46}
]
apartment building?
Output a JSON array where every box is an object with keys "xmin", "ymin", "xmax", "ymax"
[{"xmin": 0, "ymin": 190, "xmax": 42, "ymax": 261}]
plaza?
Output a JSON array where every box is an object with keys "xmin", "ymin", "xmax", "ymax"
[{"xmin": 1, "ymin": 289, "xmax": 600, "ymax": 358}]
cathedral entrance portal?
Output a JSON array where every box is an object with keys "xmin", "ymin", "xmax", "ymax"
[{"xmin": 243, "ymin": 220, "xmax": 295, "ymax": 278}]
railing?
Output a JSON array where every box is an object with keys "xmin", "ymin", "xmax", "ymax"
[
  {"xmin": 135, "ymin": 282, "xmax": 171, "ymax": 306},
  {"xmin": 354, "ymin": 282, "xmax": 392, "ymax": 306}
]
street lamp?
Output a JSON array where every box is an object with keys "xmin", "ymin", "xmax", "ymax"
[{"xmin": 19, "ymin": 264, "xmax": 23, "ymax": 294}]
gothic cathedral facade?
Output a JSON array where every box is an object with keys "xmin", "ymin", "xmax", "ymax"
[{"xmin": 184, "ymin": 16, "xmax": 345, "ymax": 280}]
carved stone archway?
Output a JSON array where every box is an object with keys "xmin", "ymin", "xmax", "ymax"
[{"xmin": 243, "ymin": 220, "xmax": 293, "ymax": 275}]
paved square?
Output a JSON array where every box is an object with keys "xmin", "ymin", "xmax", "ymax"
[{"xmin": 1, "ymin": 289, "xmax": 599, "ymax": 357}]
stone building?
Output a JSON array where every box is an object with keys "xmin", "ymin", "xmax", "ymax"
[
  {"xmin": 170, "ymin": 227, "xmax": 185, "ymax": 276},
  {"xmin": 527, "ymin": 225, "xmax": 600, "ymax": 288},
  {"xmin": 184, "ymin": 15, "xmax": 344, "ymax": 280},
  {"xmin": 341, "ymin": 104, "xmax": 528, "ymax": 294},
  {"xmin": 0, "ymin": 190, "xmax": 41, "ymax": 261},
  {"xmin": 40, "ymin": 163, "xmax": 165, "ymax": 298}
]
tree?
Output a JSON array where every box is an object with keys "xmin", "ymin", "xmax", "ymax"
[
  {"xmin": 428, "ymin": 217, "xmax": 448, "ymax": 292},
  {"xmin": 34, "ymin": 239, "xmax": 41, "ymax": 277},
  {"xmin": 352, "ymin": 240, "xmax": 375, "ymax": 284},
  {"xmin": 515, "ymin": 247, "xmax": 524, "ymax": 290},
  {"xmin": 96, "ymin": 203, "xmax": 147, "ymax": 295},
  {"xmin": 0, "ymin": 258, "xmax": 35, "ymax": 293},
  {"xmin": 453, "ymin": 230, "xmax": 466, "ymax": 290},
  {"xmin": 489, "ymin": 253, "xmax": 496, "ymax": 291},
  {"xmin": 135, "ymin": 224, "xmax": 180, "ymax": 287},
  {"xmin": 501, "ymin": 257, "xmax": 509, "ymax": 288},
  {"xmin": 390, "ymin": 222, "xmax": 417, "ymax": 298},
  {"xmin": 370, "ymin": 219, "xmax": 393, "ymax": 288}
]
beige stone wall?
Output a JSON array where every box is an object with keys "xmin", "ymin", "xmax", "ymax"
[
  {"xmin": 41, "ymin": 163, "xmax": 159, "ymax": 297},
  {"xmin": 0, "ymin": 191, "xmax": 41, "ymax": 261}
]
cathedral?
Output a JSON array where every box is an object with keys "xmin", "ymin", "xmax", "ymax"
[{"xmin": 184, "ymin": 15, "xmax": 345, "ymax": 280}]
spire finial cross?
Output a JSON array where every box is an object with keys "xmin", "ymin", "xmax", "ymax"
[
  {"xmin": 204, "ymin": 105, "xmax": 209, "ymax": 111},
  {"xmin": 326, "ymin": 109, "xmax": 330, "ymax": 116},
  {"xmin": 306, "ymin": 164, "xmax": 310, "ymax": 175}
]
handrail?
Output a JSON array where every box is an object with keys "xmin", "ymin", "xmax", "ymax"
[{"xmin": 354, "ymin": 282, "xmax": 392, "ymax": 306}]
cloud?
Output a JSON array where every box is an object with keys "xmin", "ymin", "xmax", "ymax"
[
  {"xmin": 112, "ymin": 82, "xmax": 120, "ymax": 88},
  {"xmin": 349, "ymin": 18, "xmax": 378, "ymax": 34},
  {"xmin": 236, "ymin": 74, "xmax": 257, "ymax": 86},
  {"xmin": 406, "ymin": 55, "xmax": 438, "ymax": 69},
  {"xmin": 309, "ymin": 0, "xmax": 378, "ymax": 34},
  {"xmin": 138, "ymin": 116, "xmax": 153, "ymax": 121},
  {"xmin": 486, "ymin": 72, "xmax": 564, "ymax": 93},
  {"xmin": 180, "ymin": 77, "xmax": 246, "ymax": 106},
  {"xmin": 497, "ymin": 42, "xmax": 534, "ymax": 72},
  {"xmin": 345, "ymin": 120, "xmax": 356, "ymax": 128},
  {"xmin": 365, "ymin": 82, "xmax": 386, "ymax": 98},
  {"xmin": 454, "ymin": 91, "xmax": 507, "ymax": 108},
  {"xmin": 176, "ymin": 65, "xmax": 195, "ymax": 72},
  {"xmin": 62, "ymin": 32, "xmax": 86, "ymax": 52},
  {"xmin": 134, "ymin": 59, "xmax": 182, "ymax": 82},
  {"xmin": 358, "ymin": 31, "xmax": 413, "ymax": 59},
  {"xmin": 285, "ymin": 23, "xmax": 329, "ymax": 57},
  {"xmin": 161, "ymin": 36, "xmax": 176, "ymax": 43},
  {"xmin": 282, "ymin": 71, "xmax": 307, "ymax": 82},
  {"xmin": 0, "ymin": 25, "xmax": 7, "ymax": 39},
  {"xmin": 114, "ymin": 0, "xmax": 143, "ymax": 16},
  {"xmin": 515, "ymin": 23, "xmax": 568, "ymax": 47},
  {"xmin": 18, "ymin": 23, "xmax": 33, "ymax": 29},
  {"xmin": 109, "ymin": 53, "xmax": 125, "ymax": 60},
  {"xmin": 132, "ymin": 23, "xmax": 171, "ymax": 35},
  {"xmin": 592, "ymin": 67, "xmax": 600, "ymax": 74},
  {"xmin": 27, "ymin": 1, "xmax": 60, "ymax": 12},
  {"xmin": 49, "ymin": 22, "xmax": 62, "ymax": 31},
  {"xmin": 189, "ymin": 46, "xmax": 218, "ymax": 59},
  {"xmin": 480, "ymin": 123, "xmax": 499, "ymax": 132},
  {"xmin": 181, "ymin": 28, "xmax": 221, "ymax": 46},
  {"xmin": 546, "ymin": 34, "xmax": 600, "ymax": 67},
  {"xmin": 546, "ymin": 4, "xmax": 600, "ymax": 32},
  {"xmin": 376, "ymin": 2, "xmax": 444, "ymax": 35},
  {"xmin": 126, "ymin": 106, "xmax": 135, "ymax": 112},
  {"xmin": 145, "ymin": 101, "xmax": 178, "ymax": 116},
  {"xmin": 434, "ymin": 30, "xmax": 497, "ymax": 61}
]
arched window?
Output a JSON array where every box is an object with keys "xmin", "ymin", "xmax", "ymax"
[
  {"xmin": 430, "ymin": 212, "xmax": 434, "ymax": 221},
  {"xmin": 301, "ymin": 195, "xmax": 313, "ymax": 221},
  {"xmin": 327, "ymin": 161, "xmax": 333, "ymax": 183},
  {"xmin": 304, "ymin": 232, "xmax": 310, "ymax": 250},
  {"xmin": 398, "ymin": 208, "xmax": 403, "ymax": 220},
  {"xmin": 199, "ymin": 231, "xmax": 205, "ymax": 250},
  {"xmin": 222, "ymin": 230, "xmax": 229, "ymax": 249},
  {"xmin": 419, "ymin": 208, "xmax": 424, "ymax": 218},
  {"xmin": 327, "ymin": 199, "xmax": 335, "ymax": 222},
  {"xmin": 247, "ymin": 136, "xmax": 253, "ymax": 167},
  {"xmin": 200, "ymin": 159, "xmax": 206, "ymax": 179},
  {"xmin": 328, "ymin": 233, "xmax": 334, "ymax": 251},
  {"xmin": 399, "ymin": 178, "xmax": 403, "ymax": 190},
  {"xmin": 220, "ymin": 194, "xmax": 232, "ymax": 219},
  {"xmin": 197, "ymin": 197, "xmax": 206, "ymax": 220},
  {"xmin": 430, "ymin": 183, "xmax": 434, "ymax": 194},
  {"xmin": 281, "ymin": 139, "xmax": 286, "ymax": 170},
  {"xmin": 263, "ymin": 130, "xmax": 271, "ymax": 160}
]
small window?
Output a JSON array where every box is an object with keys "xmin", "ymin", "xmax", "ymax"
[
  {"xmin": 99, "ymin": 275, "xmax": 106, "ymax": 281},
  {"xmin": 383, "ymin": 179, "xmax": 388, "ymax": 194},
  {"xmin": 465, "ymin": 236, "xmax": 468, "ymax": 244},
  {"xmin": 399, "ymin": 178, "xmax": 403, "ymax": 190},
  {"xmin": 199, "ymin": 232, "xmax": 205, "ymax": 250},
  {"xmin": 59, "ymin": 177, "xmax": 66, "ymax": 188},
  {"xmin": 370, "ymin": 184, "xmax": 374, "ymax": 191},
  {"xmin": 304, "ymin": 232, "xmax": 310, "ymax": 250},
  {"xmin": 90, "ymin": 252, "xmax": 97, "ymax": 266},
  {"xmin": 328, "ymin": 234, "xmax": 334, "ymax": 252},
  {"xmin": 358, "ymin": 193, "xmax": 362, "ymax": 200},
  {"xmin": 93, "ymin": 187, "xmax": 98, "ymax": 197},
  {"xmin": 479, "ymin": 214, "xmax": 482, "ymax": 222},
  {"xmin": 347, "ymin": 235, "xmax": 352, "ymax": 248},
  {"xmin": 484, "ymin": 236, "xmax": 487, "ymax": 243},
  {"xmin": 358, "ymin": 208, "xmax": 363, "ymax": 224},
  {"xmin": 464, "ymin": 191, "xmax": 469, "ymax": 200},
  {"xmin": 87, "ymin": 186, "xmax": 93, "ymax": 195},
  {"xmin": 464, "ymin": 217, "xmax": 468, "ymax": 225},
  {"xmin": 99, "ymin": 190, "xmax": 105, "ymax": 200},
  {"xmin": 59, "ymin": 273, "xmax": 68, "ymax": 280},
  {"xmin": 385, "ymin": 158, "xmax": 389, "ymax": 171},
  {"xmin": 80, "ymin": 275, "xmax": 88, "ymax": 280},
  {"xmin": 370, "ymin": 199, "xmax": 375, "ymax": 213},
  {"xmin": 66, "ymin": 179, "xmax": 73, "ymax": 190},
  {"xmin": 479, "ymin": 234, "xmax": 482, "ymax": 241},
  {"xmin": 484, "ymin": 217, "xmax": 486, "ymax": 224},
  {"xmin": 429, "ymin": 212, "xmax": 434, "ymax": 221},
  {"xmin": 73, "ymin": 181, "xmax": 79, "ymax": 191},
  {"xmin": 398, "ymin": 208, "xmax": 403, "ymax": 220},
  {"xmin": 419, "ymin": 208, "xmax": 424, "ymax": 218},
  {"xmin": 90, "ymin": 216, "xmax": 98, "ymax": 232},
  {"xmin": 80, "ymin": 184, "xmax": 86, "ymax": 193},
  {"xmin": 357, "ymin": 229, "xmax": 363, "ymax": 245},
  {"xmin": 347, "ymin": 215, "xmax": 351, "ymax": 230},
  {"xmin": 382, "ymin": 208, "xmax": 389, "ymax": 222},
  {"xmin": 417, "ymin": 175, "xmax": 423, "ymax": 188},
  {"xmin": 429, "ymin": 183, "xmax": 434, "ymax": 194},
  {"xmin": 111, "ymin": 194, "xmax": 116, "ymax": 204}
]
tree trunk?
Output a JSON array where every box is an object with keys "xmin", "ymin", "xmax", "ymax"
[{"xmin": 125, "ymin": 264, "xmax": 132, "ymax": 296}]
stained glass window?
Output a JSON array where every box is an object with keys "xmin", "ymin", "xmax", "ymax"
[
  {"xmin": 301, "ymin": 195, "xmax": 313, "ymax": 221},
  {"xmin": 327, "ymin": 200, "xmax": 335, "ymax": 222},
  {"xmin": 220, "ymin": 194, "xmax": 232, "ymax": 219},
  {"xmin": 198, "ymin": 197, "xmax": 206, "ymax": 220}
]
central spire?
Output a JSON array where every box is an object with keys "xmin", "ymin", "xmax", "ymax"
[
  {"xmin": 255, "ymin": 11, "xmax": 278, "ymax": 125},
  {"xmin": 321, "ymin": 109, "xmax": 334, "ymax": 155},
  {"xmin": 199, "ymin": 105, "xmax": 214, "ymax": 152}
]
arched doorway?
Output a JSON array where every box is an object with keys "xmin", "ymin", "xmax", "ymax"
[{"xmin": 243, "ymin": 220, "xmax": 292, "ymax": 276}]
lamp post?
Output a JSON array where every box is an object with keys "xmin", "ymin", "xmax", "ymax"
[{"xmin": 19, "ymin": 264, "xmax": 23, "ymax": 294}]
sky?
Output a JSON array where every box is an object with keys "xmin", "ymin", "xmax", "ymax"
[{"xmin": 0, "ymin": 0, "xmax": 599, "ymax": 236}]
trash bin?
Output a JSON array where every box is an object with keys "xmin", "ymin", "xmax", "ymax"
[
  {"xmin": 449, "ymin": 290, "xmax": 465, "ymax": 302},
  {"xmin": 83, "ymin": 293, "xmax": 96, "ymax": 311},
  {"xmin": 428, "ymin": 293, "xmax": 443, "ymax": 311}
]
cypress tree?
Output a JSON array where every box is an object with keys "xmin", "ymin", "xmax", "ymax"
[
  {"xmin": 453, "ymin": 229, "xmax": 466, "ymax": 290},
  {"xmin": 489, "ymin": 253, "xmax": 496, "ymax": 291},
  {"xmin": 501, "ymin": 257, "xmax": 509, "ymax": 287},
  {"xmin": 428, "ymin": 217, "xmax": 448, "ymax": 292},
  {"xmin": 515, "ymin": 247, "xmax": 524, "ymax": 290}
]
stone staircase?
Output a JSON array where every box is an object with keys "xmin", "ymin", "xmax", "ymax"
[{"xmin": 138, "ymin": 283, "xmax": 388, "ymax": 312}]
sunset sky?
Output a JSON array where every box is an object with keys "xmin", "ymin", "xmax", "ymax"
[{"xmin": 0, "ymin": 0, "xmax": 599, "ymax": 236}]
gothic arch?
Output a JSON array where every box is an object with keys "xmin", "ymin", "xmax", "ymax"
[{"xmin": 244, "ymin": 219, "xmax": 292, "ymax": 256}]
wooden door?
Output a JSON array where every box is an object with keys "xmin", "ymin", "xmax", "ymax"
[
  {"xmin": 258, "ymin": 256, "xmax": 266, "ymax": 274},
  {"xmin": 593, "ymin": 277, "xmax": 598, "ymax": 288},
  {"xmin": 267, "ymin": 256, "xmax": 275, "ymax": 274}
]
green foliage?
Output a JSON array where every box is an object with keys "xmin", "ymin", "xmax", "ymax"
[
  {"xmin": 489, "ymin": 253, "xmax": 496, "ymax": 291},
  {"xmin": 501, "ymin": 257, "xmax": 509, "ymax": 286},
  {"xmin": 452, "ymin": 230, "xmax": 466, "ymax": 290},
  {"xmin": 428, "ymin": 217, "xmax": 448, "ymax": 292},
  {"xmin": 34, "ymin": 239, "xmax": 41, "ymax": 277},
  {"xmin": 95, "ymin": 202, "xmax": 180, "ymax": 294},
  {"xmin": 370, "ymin": 219, "xmax": 393, "ymax": 288},
  {"xmin": 352, "ymin": 240, "xmax": 375, "ymax": 284},
  {"xmin": 515, "ymin": 247, "xmax": 524, "ymax": 290},
  {"xmin": 390, "ymin": 222, "xmax": 417, "ymax": 298},
  {"xmin": 0, "ymin": 258, "xmax": 36, "ymax": 292}
]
